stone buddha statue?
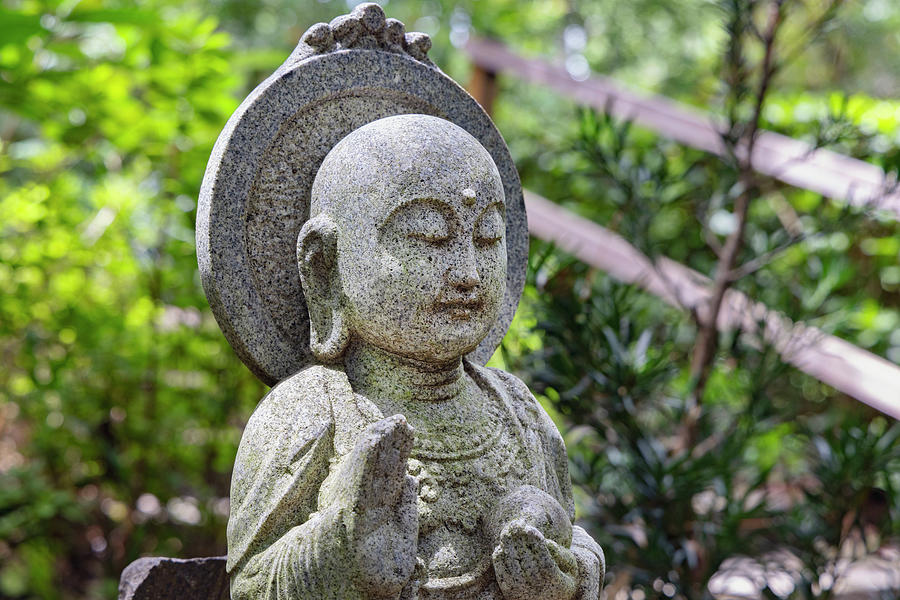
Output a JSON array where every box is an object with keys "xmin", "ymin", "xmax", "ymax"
[
  {"xmin": 224, "ymin": 115, "xmax": 604, "ymax": 600},
  {"xmin": 190, "ymin": 5, "xmax": 605, "ymax": 599}
]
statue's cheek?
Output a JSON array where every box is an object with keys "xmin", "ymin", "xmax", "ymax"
[{"xmin": 477, "ymin": 244, "xmax": 507, "ymax": 290}]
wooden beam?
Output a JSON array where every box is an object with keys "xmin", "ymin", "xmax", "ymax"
[
  {"xmin": 467, "ymin": 64, "xmax": 498, "ymax": 116},
  {"xmin": 524, "ymin": 190, "xmax": 900, "ymax": 420},
  {"xmin": 466, "ymin": 38, "xmax": 900, "ymax": 221}
]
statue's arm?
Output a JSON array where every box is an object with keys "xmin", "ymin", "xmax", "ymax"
[
  {"xmin": 227, "ymin": 371, "xmax": 418, "ymax": 600},
  {"xmin": 489, "ymin": 367, "xmax": 605, "ymax": 600},
  {"xmin": 571, "ymin": 525, "xmax": 605, "ymax": 600},
  {"xmin": 232, "ymin": 507, "xmax": 363, "ymax": 600},
  {"xmin": 227, "ymin": 373, "xmax": 362, "ymax": 600}
]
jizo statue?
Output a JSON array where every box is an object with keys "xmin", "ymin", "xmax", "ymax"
[{"xmin": 196, "ymin": 4, "xmax": 605, "ymax": 599}]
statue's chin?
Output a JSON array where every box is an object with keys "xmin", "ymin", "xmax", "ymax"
[
  {"xmin": 391, "ymin": 344, "xmax": 475, "ymax": 366},
  {"xmin": 409, "ymin": 332, "xmax": 492, "ymax": 364}
]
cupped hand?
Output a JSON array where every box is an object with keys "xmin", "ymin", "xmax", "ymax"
[{"xmin": 492, "ymin": 519, "xmax": 578, "ymax": 600}]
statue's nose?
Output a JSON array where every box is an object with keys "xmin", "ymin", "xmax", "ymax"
[{"xmin": 447, "ymin": 243, "xmax": 480, "ymax": 289}]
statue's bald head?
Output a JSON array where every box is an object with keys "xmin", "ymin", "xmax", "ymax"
[{"xmin": 310, "ymin": 114, "xmax": 504, "ymax": 228}]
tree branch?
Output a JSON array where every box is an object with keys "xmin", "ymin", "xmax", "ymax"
[{"xmin": 687, "ymin": 0, "xmax": 786, "ymax": 422}]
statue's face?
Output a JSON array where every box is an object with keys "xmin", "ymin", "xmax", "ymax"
[{"xmin": 323, "ymin": 132, "xmax": 506, "ymax": 363}]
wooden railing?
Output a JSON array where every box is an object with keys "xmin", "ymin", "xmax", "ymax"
[
  {"xmin": 465, "ymin": 37, "xmax": 900, "ymax": 220},
  {"xmin": 464, "ymin": 37, "xmax": 900, "ymax": 419}
]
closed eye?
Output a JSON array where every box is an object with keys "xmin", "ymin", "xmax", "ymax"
[
  {"xmin": 380, "ymin": 199, "xmax": 452, "ymax": 244},
  {"xmin": 473, "ymin": 203, "xmax": 504, "ymax": 246}
]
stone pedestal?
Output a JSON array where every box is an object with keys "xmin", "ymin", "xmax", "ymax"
[{"xmin": 118, "ymin": 556, "xmax": 228, "ymax": 600}]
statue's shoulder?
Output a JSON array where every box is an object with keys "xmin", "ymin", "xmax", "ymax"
[
  {"xmin": 479, "ymin": 364, "xmax": 534, "ymax": 402},
  {"xmin": 258, "ymin": 364, "xmax": 345, "ymax": 410},
  {"xmin": 232, "ymin": 364, "xmax": 346, "ymax": 509},
  {"xmin": 466, "ymin": 361, "xmax": 558, "ymax": 434},
  {"xmin": 242, "ymin": 364, "xmax": 348, "ymax": 441}
]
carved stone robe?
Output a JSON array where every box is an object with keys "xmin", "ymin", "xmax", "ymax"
[{"xmin": 227, "ymin": 360, "xmax": 603, "ymax": 600}]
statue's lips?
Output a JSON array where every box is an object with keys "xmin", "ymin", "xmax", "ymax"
[{"xmin": 436, "ymin": 298, "xmax": 484, "ymax": 319}]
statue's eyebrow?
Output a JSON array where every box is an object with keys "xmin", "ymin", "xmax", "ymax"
[
  {"xmin": 469, "ymin": 183, "xmax": 507, "ymax": 211},
  {"xmin": 377, "ymin": 197, "xmax": 454, "ymax": 230},
  {"xmin": 476, "ymin": 200, "xmax": 506, "ymax": 218}
]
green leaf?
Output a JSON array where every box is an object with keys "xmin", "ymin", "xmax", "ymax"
[
  {"xmin": 65, "ymin": 9, "xmax": 157, "ymax": 25},
  {"xmin": 0, "ymin": 11, "xmax": 43, "ymax": 44}
]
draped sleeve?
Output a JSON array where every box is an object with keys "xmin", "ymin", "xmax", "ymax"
[{"xmin": 227, "ymin": 365, "xmax": 365, "ymax": 600}]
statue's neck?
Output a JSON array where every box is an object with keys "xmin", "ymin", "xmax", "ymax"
[{"xmin": 343, "ymin": 339, "xmax": 465, "ymax": 405}]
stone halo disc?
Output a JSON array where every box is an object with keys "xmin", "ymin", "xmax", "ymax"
[{"xmin": 197, "ymin": 40, "xmax": 527, "ymax": 386}]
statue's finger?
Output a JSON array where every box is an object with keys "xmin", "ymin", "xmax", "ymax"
[
  {"xmin": 353, "ymin": 414, "xmax": 414, "ymax": 508},
  {"xmin": 500, "ymin": 519, "xmax": 541, "ymax": 543},
  {"xmin": 369, "ymin": 415, "xmax": 414, "ymax": 497},
  {"xmin": 501, "ymin": 520, "xmax": 546, "ymax": 556},
  {"xmin": 572, "ymin": 546, "xmax": 601, "ymax": 600},
  {"xmin": 545, "ymin": 539, "xmax": 578, "ymax": 576},
  {"xmin": 497, "ymin": 523, "xmax": 578, "ymax": 600}
]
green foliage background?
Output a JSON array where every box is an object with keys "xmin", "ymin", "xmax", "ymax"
[{"xmin": 1, "ymin": 0, "xmax": 898, "ymax": 598}]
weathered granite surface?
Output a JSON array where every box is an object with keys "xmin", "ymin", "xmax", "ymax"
[
  {"xmin": 196, "ymin": 2, "xmax": 527, "ymax": 385},
  {"xmin": 118, "ymin": 556, "xmax": 228, "ymax": 600},
  {"xmin": 193, "ymin": 4, "xmax": 605, "ymax": 600}
]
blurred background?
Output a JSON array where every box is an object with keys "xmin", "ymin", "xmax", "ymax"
[{"xmin": 1, "ymin": 0, "xmax": 899, "ymax": 598}]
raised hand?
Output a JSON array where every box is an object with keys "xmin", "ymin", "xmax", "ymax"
[
  {"xmin": 492, "ymin": 519, "xmax": 578, "ymax": 600},
  {"xmin": 327, "ymin": 414, "xmax": 419, "ymax": 598}
]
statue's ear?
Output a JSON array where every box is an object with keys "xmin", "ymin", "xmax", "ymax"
[{"xmin": 297, "ymin": 215, "xmax": 349, "ymax": 362}]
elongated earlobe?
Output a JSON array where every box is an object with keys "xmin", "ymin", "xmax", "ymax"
[{"xmin": 297, "ymin": 215, "xmax": 349, "ymax": 362}]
